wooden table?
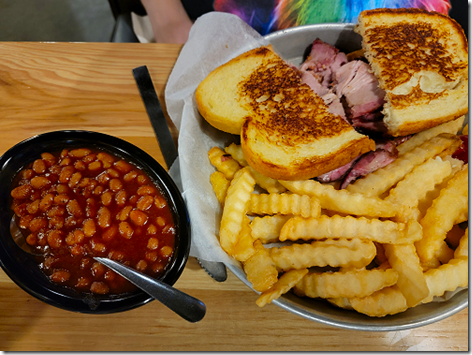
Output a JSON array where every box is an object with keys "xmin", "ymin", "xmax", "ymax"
[{"xmin": 0, "ymin": 42, "xmax": 467, "ymax": 352}]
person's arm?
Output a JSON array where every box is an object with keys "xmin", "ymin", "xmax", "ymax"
[{"xmin": 141, "ymin": 0, "xmax": 193, "ymax": 43}]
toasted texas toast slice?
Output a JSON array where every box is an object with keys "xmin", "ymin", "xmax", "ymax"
[
  {"xmin": 195, "ymin": 47, "xmax": 275, "ymax": 135},
  {"xmin": 356, "ymin": 8, "xmax": 468, "ymax": 137},
  {"xmin": 237, "ymin": 48, "xmax": 374, "ymax": 180}
]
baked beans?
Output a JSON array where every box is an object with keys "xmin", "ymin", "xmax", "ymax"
[{"xmin": 10, "ymin": 148, "xmax": 176, "ymax": 295}]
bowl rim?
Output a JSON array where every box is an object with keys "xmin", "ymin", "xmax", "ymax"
[
  {"xmin": 223, "ymin": 22, "xmax": 468, "ymax": 331},
  {"xmin": 0, "ymin": 130, "xmax": 191, "ymax": 314}
]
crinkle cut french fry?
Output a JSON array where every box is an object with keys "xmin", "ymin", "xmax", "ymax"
[
  {"xmin": 415, "ymin": 165, "xmax": 468, "ymax": 262},
  {"xmin": 454, "ymin": 228, "xmax": 468, "ymax": 259},
  {"xmin": 462, "ymin": 123, "xmax": 468, "ymax": 135},
  {"xmin": 422, "ymin": 258, "xmax": 468, "ymax": 303},
  {"xmin": 346, "ymin": 134, "xmax": 462, "ymax": 197},
  {"xmin": 279, "ymin": 215, "xmax": 422, "ymax": 244},
  {"xmin": 225, "ymin": 143, "xmax": 286, "ymax": 193},
  {"xmin": 210, "ymin": 171, "xmax": 230, "ymax": 206},
  {"xmin": 232, "ymin": 216, "xmax": 256, "ymax": 262},
  {"xmin": 417, "ymin": 158, "xmax": 464, "ymax": 220},
  {"xmin": 436, "ymin": 138, "xmax": 463, "ymax": 160},
  {"xmin": 279, "ymin": 179, "xmax": 398, "ymax": 218},
  {"xmin": 454, "ymin": 208, "xmax": 468, "ymax": 225},
  {"xmin": 442, "ymin": 155, "xmax": 465, "ymax": 172},
  {"xmin": 208, "ymin": 146, "xmax": 241, "ymax": 180},
  {"xmin": 293, "ymin": 268, "xmax": 398, "ymax": 299},
  {"xmin": 327, "ymin": 297, "xmax": 353, "ymax": 310},
  {"xmin": 383, "ymin": 243, "xmax": 429, "ymax": 307},
  {"xmin": 224, "ymin": 143, "xmax": 248, "ymax": 167},
  {"xmin": 212, "ymin": 130, "xmax": 468, "ymax": 316},
  {"xmin": 248, "ymin": 193, "xmax": 320, "ymax": 219},
  {"xmin": 243, "ymin": 240, "xmax": 278, "ymax": 292},
  {"xmin": 269, "ymin": 238, "xmax": 376, "ymax": 271},
  {"xmin": 396, "ymin": 116, "xmax": 465, "ymax": 156},
  {"xmin": 349, "ymin": 286, "xmax": 408, "ymax": 317},
  {"xmin": 420, "ymin": 257, "xmax": 441, "ymax": 272},
  {"xmin": 218, "ymin": 167, "xmax": 256, "ymax": 254},
  {"xmin": 256, "ymin": 269, "xmax": 308, "ymax": 307},
  {"xmin": 385, "ymin": 157, "xmax": 452, "ymax": 212},
  {"xmin": 249, "ymin": 167, "xmax": 287, "ymax": 193},
  {"xmin": 418, "ymin": 242, "xmax": 454, "ymax": 272},
  {"xmin": 435, "ymin": 241, "xmax": 454, "ymax": 265},
  {"xmin": 250, "ymin": 215, "xmax": 291, "ymax": 243}
]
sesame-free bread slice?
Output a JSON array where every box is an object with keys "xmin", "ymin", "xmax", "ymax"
[
  {"xmin": 355, "ymin": 8, "xmax": 468, "ymax": 137},
  {"xmin": 235, "ymin": 47, "xmax": 375, "ymax": 180},
  {"xmin": 239, "ymin": 48, "xmax": 375, "ymax": 180},
  {"xmin": 195, "ymin": 47, "xmax": 274, "ymax": 135},
  {"xmin": 196, "ymin": 46, "xmax": 375, "ymax": 180}
]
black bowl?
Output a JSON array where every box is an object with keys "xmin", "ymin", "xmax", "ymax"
[{"xmin": 0, "ymin": 130, "xmax": 191, "ymax": 313}]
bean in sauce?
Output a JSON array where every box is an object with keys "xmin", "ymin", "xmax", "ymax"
[{"xmin": 10, "ymin": 148, "xmax": 176, "ymax": 295}]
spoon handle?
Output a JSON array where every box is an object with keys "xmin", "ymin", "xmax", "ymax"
[{"xmin": 94, "ymin": 257, "xmax": 206, "ymax": 323}]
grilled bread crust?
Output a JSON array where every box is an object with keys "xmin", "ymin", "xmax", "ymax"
[
  {"xmin": 195, "ymin": 47, "xmax": 273, "ymax": 135},
  {"xmin": 356, "ymin": 8, "xmax": 468, "ymax": 137},
  {"xmin": 239, "ymin": 48, "xmax": 374, "ymax": 180},
  {"xmin": 196, "ymin": 46, "xmax": 375, "ymax": 180}
]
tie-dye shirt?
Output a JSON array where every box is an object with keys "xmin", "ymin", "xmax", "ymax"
[{"xmin": 212, "ymin": 0, "xmax": 451, "ymax": 35}]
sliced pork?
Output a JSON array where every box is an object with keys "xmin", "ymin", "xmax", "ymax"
[
  {"xmin": 300, "ymin": 38, "xmax": 348, "ymax": 87},
  {"xmin": 340, "ymin": 141, "xmax": 398, "ymax": 188},
  {"xmin": 299, "ymin": 69, "xmax": 329, "ymax": 97},
  {"xmin": 298, "ymin": 39, "xmax": 413, "ymax": 188},
  {"xmin": 319, "ymin": 137, "xmax": 412, "ymax": 187},
  {"xmin": 350, "ymin": 109, "xmax": 388, "ymax": 134},
  {"xmin": 333, "ymin": 60, "xmax": 385, "ymax": 119},
  {"xmin": 299, "ymin": 39, "xmax": 387, "ymax": 133},
  {"xmin": 299, "ymin": 39, "xmax": 349, "ymax": 118},
  {"xmin": 316, "ymin": 157, "xmax": 359, "ymax": 183},
  {"xmin": 321, "ymin": 92, "xmax": 346, "ymax": 119}
]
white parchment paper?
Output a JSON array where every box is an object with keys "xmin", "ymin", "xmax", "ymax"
[{"xmin": 165, "ymin": 13, "xmax": 269, "ymax": 263}]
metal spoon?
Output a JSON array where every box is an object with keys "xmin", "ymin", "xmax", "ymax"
[
  {"xmin": 93, "ymin": 257, "xmax": 206, "ymax": 323},
  {"xmin": 10, "ymin": 216, "xmax": 206, "ymax": 322}
]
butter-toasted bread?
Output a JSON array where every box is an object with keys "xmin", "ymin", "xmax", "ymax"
[
  {"xmin": 196, "ymin": 47, "xmax": 274, "ymax": 135},
  {"xmin": 356, "ymin": 8, "xmax": 468, "ymax": 137},
  {"xmin": 196, "ymin": 46, "xmax": 375, "ymax": 180}
]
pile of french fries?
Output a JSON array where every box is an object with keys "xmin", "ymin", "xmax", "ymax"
[{"xmin": 208, "ymin": 117, "xmax": 468, "ymax": 317}]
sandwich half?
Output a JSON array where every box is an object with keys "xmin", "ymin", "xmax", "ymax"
[
  {"xmin": 355, "ymin": 8, "xmax": 468, "ymax": 137},
  {"xmin": 196, "ymin": 46, "xmax": 375, "ymax": 180}
]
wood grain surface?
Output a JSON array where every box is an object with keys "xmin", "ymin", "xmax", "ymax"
[{"xmin": 0, "ymin": 42, "xmax": 467, "ymax": 352}]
